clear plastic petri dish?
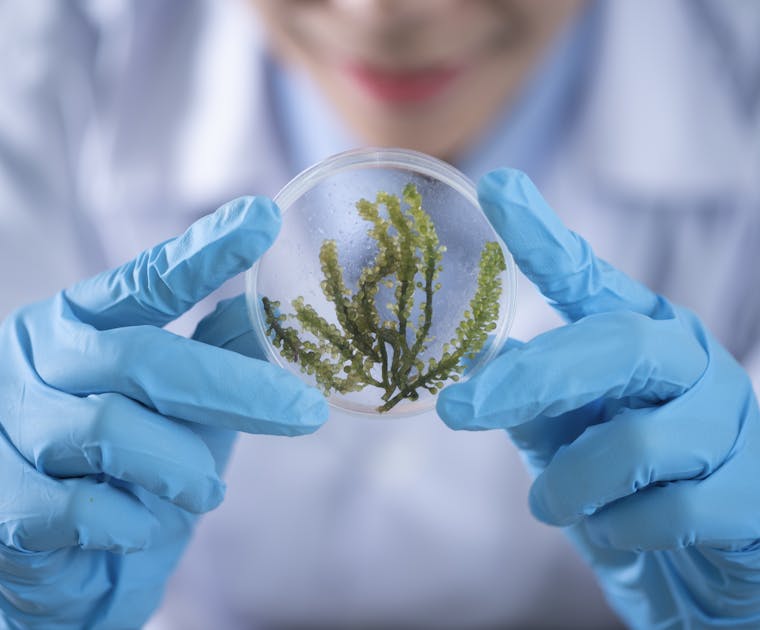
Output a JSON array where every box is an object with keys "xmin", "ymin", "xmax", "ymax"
[{"xmin": 246, "ymin": 147, "xmax": 517, "ymax": 418}]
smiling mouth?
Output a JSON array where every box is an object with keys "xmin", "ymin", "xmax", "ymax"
[{"xmin": 342, "ymin": 63, "xmax": 465, "ymax": 104}]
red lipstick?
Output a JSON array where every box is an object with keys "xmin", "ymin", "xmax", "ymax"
[{"xmin": 344, "ymin": 63, "xmax": 464, "ymax": 104}]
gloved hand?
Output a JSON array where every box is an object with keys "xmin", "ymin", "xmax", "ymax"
[
  {"xmin": 437, "ymin": 169, "xmax": 760, "ymax": 628},
  {"xmin": 0, "ymin": 197, "xmax": 327, "ymax": 629}
]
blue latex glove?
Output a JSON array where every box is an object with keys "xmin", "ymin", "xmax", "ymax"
[
  {"xmin": 437, "ymin": 170, "xmax": 760, "ymax": 628},
  {"xmin": 0, "ymin": 197, "xmax": 327, "ymax": 629}
]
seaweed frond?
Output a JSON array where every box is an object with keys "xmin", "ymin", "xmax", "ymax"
[{"xmin": 263, "ymin": 183, "xmax": 506, "ymax": 413}]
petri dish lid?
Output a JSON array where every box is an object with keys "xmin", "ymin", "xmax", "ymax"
[{"xmin": 246, "ymin": 147, "xmax": 516, "ymax": 417}]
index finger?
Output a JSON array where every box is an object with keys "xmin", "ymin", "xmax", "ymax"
[
  {"xmin": 477, "ymin": 169, "xmax": 669, "ymax": 322},
  {"xmin": 64, "ymin": 196, "xmax": 280, "ymax": 329}
]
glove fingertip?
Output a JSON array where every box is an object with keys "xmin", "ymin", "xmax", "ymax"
[
  {"xmin": 528, "ymin": 477, "xmax": 564, "ymax": 526},
  {"xmin": 204, "ymin": 196, "xmax": 279, "ymax": 263},
  {"xmin": 241, "ymin": 381, "xmax": 329, "ymax": 436},
  {"xmin": 289, "ymin": 387, "xmax": 330, "ymax": 435},
  {"xmin": 178, "ymin": 477, "xmax": 227, "ymax": 515},
  {"xmin": 478, "ymin": 167, "xmax": 535, "ymax": 211},
  {"xmin": 436, "ymin": 387, "xmax": 478, "ymax": 430},
  {"xmin": 238, "ymin": 196, "xmax": 282, "ymax": 246},
  {"xmin": 478, "ymin": 167, "xmax": 532, "ymax": 193}
]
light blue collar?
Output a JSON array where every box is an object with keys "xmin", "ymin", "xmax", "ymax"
[
  {"xmin": 269, "ymin": 60, "xmax": 358, "ymax": 177},
  {"xmin": 457, "ymin": 2, "xmax": 602, "ymax": 182}
]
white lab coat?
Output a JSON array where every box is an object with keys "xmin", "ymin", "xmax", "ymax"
[{"xmin": 0, "ymin": 0, "xmax": 758, "ymax": 628}]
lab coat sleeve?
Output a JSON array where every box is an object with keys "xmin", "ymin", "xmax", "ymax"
[{"xmin": 0, "ymin": 1, "xmax": 101, "ymax": 314}]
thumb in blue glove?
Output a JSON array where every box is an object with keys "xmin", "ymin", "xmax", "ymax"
[
  {"xmin": 0, "ymin": 196, "xmax": 328, "ymax": 629},
  {"xmin": 437, "ymin": 169, "xmax": 760, "ymax": 628}
]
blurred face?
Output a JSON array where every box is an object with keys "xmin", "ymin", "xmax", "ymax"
[{"xmin": 251, "ymin": 0, "xmax": 585, "ymax": 160}]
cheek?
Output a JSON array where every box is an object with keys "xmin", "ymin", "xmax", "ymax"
[
  {"xmin": 476, "ymin": 0, "xmax": 584, "ymax": 48},
  {"xmin": 251, "ymin": 0, "xmax": 333, "ymax": 59}
]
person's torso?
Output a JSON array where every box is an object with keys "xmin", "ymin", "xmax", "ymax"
[{"xmin": 1, "ymin": 1, "xmax": 759, "ymax": 628}]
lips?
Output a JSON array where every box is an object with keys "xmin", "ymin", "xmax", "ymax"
[{"xmin": 343, "ymin": 63, "xmax": 464, "ymax": 104}]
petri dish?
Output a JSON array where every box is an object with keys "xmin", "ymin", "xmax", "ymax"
[{"xmin": 246, "ymin": 147, "xmax": 517, "ymax": 417}]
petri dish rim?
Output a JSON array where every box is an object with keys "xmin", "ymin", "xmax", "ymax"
[{"xmin": 246, "ymin": 146, "xmax": 517, "ymax": 417}]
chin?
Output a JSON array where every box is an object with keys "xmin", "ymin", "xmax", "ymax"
[{"xmin": 343, "ymin": 114, "xmax": 451, "ymax": 157}]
